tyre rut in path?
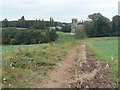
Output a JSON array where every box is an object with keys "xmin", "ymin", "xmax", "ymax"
[
  {"xmin": 69, "ymin": 44, "xmax": 113, "ymax": 88},
  {"xmin": 38, "ymin": 45, "xmax": 81, "ymax": 88}
]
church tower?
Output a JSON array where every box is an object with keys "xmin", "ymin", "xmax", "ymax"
[{"xmin": 71, "ymin": 18, "xmax": 77, "ymax": 33}]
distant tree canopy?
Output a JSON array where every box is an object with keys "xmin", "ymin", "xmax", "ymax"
[
  {"xmin": 2, "ymin": 16, "xmax": 59, "ymax": 29},
  {"xmin": 3, "ymin": 13, "xmax": 119, "ymax": 44},
  {"xmin": 75, "ymin": 13, "xmax": 119, "ymax": 38},
  {"xmin": 61, "ymin": 25, "xmax": 71, "ymax": 32},
  {"xmin": 2, "ymin": 16, "xmax": 72, "ymax": 33},
  {"xmin": 84, "ymin": 13, "xmax": 112, "ymax": 37},
  {"xmin": 2, "ymin": 28, "xmax": 58, "ymax": 45}
]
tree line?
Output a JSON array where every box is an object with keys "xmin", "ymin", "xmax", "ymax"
[
  {"xmin": 75, "ymin": 13, "xmax": 119, "ymax": 38},
  {"xmin": 2, "ymin": 28, "xmax": 58, "ymax": 45},
  {"xmin": 2, "ymin": 16, "xmax": 59, "ymax": 29},
  {"xmin": 2, "ymin": 16, "xmax": 72, "ymax": 32},
  {"xmin": 2, "ymin": 13, "xmax": 119, "ymax": 44},
  {"xmin": 2, "ymin": 16, "xmax": 72, "ymax": 45}
]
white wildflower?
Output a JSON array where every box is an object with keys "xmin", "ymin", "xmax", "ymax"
[
  {"xmin": 29, "ymin": 61, "xmax": 31, "ymax": 63},
  {"xmin": 3, "ymin": 78, "xmax": 6, "ymax": 81},
  {"xmin": 106, "ymin": 63, "xmax": 109, "ymax": 68},
  {"xmin": 111, "ymin": 57, "xmax": 114, "ymax": 61},
  {"xmin": 10, "ymin": 62, "xmax": 13, "ymax": 66},
  {"xmin": 9, "ymin": 84, "xmax": 11, "ymax": 86}
]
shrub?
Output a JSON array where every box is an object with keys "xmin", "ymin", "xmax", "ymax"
[
  {"xmin": 43, "ymin": 35, "xmax": 50, "ymax": 43},
  {"xmin": 30, "ymin": 38, "xmax": 36, "ymax": 44},
  {"xmin": 75, "ymin": 26, "xmax": 86, "ymax": 39},
  {"xmin": 10, "ymin": 39, "xmax": 16, "ymax": 45}
]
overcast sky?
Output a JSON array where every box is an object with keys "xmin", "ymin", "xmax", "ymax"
[{"xmin": 0, "ymin": 0, "xmax": 119, "ymax": 22}]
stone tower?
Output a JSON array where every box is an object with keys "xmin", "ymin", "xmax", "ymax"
[{"xmin": 71, "ymin": 18, "xmax": 77, "ymax": 33}]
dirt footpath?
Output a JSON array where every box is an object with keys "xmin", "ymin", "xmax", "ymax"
[
  {"xmin": 69, "ymin": 44, "xmax": 113, "ymax": 88},
  {"xmin": 38, "ymin": 43, "xmax": 113, "ymax": 88},
  {"xmin": 38, "ymin": 45, "xmax": 81, "ymax": 88}
]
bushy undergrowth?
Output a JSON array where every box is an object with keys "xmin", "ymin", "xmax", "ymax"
[{"xmin": 2, "ymin": 40, "xmax": 81, "ymax": 88}]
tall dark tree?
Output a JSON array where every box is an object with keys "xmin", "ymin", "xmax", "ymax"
[
  {"xmin": 33, "ymin": 19, "xmax": 39, "ymax": 29},
  {"xmin": 2, "ymin": 18, "xmax": 9, "ymax": 27},
  {"xmin": 112, "ymin": 15, "xmax": 120, "ymax": 36},
  {"xmin": 41, "ymin": 19, "xmax": 46, "ymax": 30},
  {"xmin": 18, "ymin": 16, "xmax": 26, "ymax": 28},
  {"xmin": 50, "ymin": 17, "xmax": 54, "ymax": 26}
]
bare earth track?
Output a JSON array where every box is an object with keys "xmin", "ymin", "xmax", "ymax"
[
  {"xmin": 69, "ymin": 44, "xmax": 112, "ymax": 88},
  {"xmin": 39, "ymin": 45, "xmax": 80, "ymax": 88},
  {"xmin": 39, "ymin": 43, "xmax": 112, "ymax": 88}
]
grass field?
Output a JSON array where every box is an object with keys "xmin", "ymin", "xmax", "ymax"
[
  {"xmin": 2, "ymin": 32, "xmax": 75, "ymax": 53},
  {"xmin": 57, "ymin": 32, "xmax": 75, "ymax": 41},
  {"xmin": 2, "ymin": 44, "xmax": 49, "ymax": 56},
  {"xmin": 2, "ymin": 31, "xmax": 118, "ymax": 88},
  {"xmin": 2, "ymin": 32, "xmax": 78, "ymax": 88},
  {"xmin": 87, "ymin": 37, "xmax": 118, "ymax": 87}
]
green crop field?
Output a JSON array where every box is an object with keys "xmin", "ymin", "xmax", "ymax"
[
  {"xmin": 89, "ymin": 39, "xmax": 118, "ymax": 60},
  {"xmin": 87, "ymin": 37, "xmax": 118, "ymax": 87}
]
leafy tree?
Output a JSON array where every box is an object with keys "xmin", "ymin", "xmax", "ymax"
[
  {"xmin": 75, "ymin": 26, "xmax": 86, "ymax": 39},
  {"xmin": 84, "ymin": 21, "xmax": 96, "ymax": 37},
  {"xmin": 84, "ymin": 13, "xmax": 111, "ymax": 37},
  {"xmin": 43, "ymin": 35, "xmax": 50, "ymax": 43},
  {"xmin": 14, "ymin": 30, "xmax": 25, "ymax": 44},
  {"xmin": 112, "ymin": 15, "xmax": 120, "ymax": 36},
  {"xmin": 46, "ymin": 30, "xmax": 58, "ymax": 41},
  {"xmin": 2, "ymin": 28, "xmax": 16, "ymax": 44}
]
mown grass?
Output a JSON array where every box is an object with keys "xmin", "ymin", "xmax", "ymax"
[
  {"xmin": 86, "ymin": 37, "xmax": 118, "ymax": 42},
  {"xmin": 57, "ymin": 32, "xmax": 75, "ymax": 41},
  {"xmin": 87, "ymin": 37, "xmax": 118, "ymax": 87},
  {"xmin": 2, "ymin": 32, "xmax": 81, "ymax": 88}
]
